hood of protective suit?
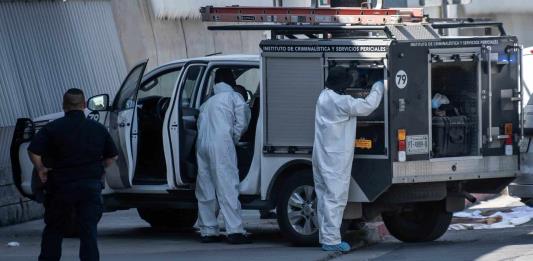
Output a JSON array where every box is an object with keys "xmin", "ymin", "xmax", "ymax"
[{"xmin": 214, "ymin": 82, "xmax": 234, "ymax": 94}]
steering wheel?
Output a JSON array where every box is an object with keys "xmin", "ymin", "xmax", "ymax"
[
  {"xmin": 245, "ymin": 90, "xmax": 254, "ymax": 105},
  {"xmin": 155, "ymin": 97, "xmax": 170, "ymax": 121}
]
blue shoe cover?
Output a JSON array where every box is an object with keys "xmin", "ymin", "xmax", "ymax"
[{"xmin": 321, "ymin": 242, "xmax": 351, "ymax": 252}]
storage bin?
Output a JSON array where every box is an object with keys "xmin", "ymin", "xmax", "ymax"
[{"xmin": 432, "ymin": 116, "xmax": 470, "ymax": 157}]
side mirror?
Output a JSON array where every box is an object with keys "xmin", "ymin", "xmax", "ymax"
[{"xmin": 87, "ymin": 94, "xmax": 110, "ymax": 111}]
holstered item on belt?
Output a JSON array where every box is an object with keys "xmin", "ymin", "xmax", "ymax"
[{"xmin": 31, "ymin": 169, "xmax": 46, "ymax": 203}]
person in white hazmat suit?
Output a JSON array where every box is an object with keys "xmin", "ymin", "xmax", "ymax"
[
  {"xmin": 312, "ymin": 67, "xmax": 384, "ymax": 252},
  {"xmin": 195, "ymin": 68, "xmax": 251, "ymax": 244}
]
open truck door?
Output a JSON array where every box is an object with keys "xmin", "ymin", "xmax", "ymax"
[
  {"xmin": 106, "ymin": 60, "xmax": 148, "ymax": 189},
  {"xmin": 10, "ymin": 119, "xmax": 48, "ymax": 200},
  {"xmin": 11, "ymin": 102, "xmax": 113, "ymax": 200},
  {"xmin": 166, "ymin": 62, "xmax": 206, "ymax": 187}
]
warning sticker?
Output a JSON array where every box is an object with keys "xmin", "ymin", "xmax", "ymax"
[{"xmin": 355, "ymin": 139, "xmax": 373, "ymax": 150}]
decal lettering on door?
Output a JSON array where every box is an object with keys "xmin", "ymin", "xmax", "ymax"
[{"xmin": 87, "ymin": 111, "xmax": 100, "ymax": 121}]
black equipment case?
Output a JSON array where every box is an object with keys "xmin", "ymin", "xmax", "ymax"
[{"xmin": 432, "ymin": 116, "xmax": 470, "ymax": 157}]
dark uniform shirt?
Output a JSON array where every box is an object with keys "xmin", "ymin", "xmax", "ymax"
[{"xmin": 28, "ymin": 110, "xmax": 118, "ymax": 184}]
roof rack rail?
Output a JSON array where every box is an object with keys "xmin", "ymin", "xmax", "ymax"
[
  {"xmin": 207, "ymin": 24, "xmax": 393, "ymax": 39},
  {"xmin": 200, "ymin": 6, "xmax": 424, "ymax": 25},
  {"xmin": 430, "ymin": 19, "xmax": 506, "ymax": 36}
]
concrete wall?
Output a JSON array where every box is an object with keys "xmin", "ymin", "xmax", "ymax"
[{"xmin": 111, "ymin": 0, "xmax": 265, "ymax": 70}]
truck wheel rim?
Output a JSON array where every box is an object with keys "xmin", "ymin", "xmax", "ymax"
[{"xmin": 287, "ymin": 185, "xmax": 318, "ymax": 236}]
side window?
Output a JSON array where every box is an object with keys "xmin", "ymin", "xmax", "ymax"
[
  {"xmin": 236, "ymin": 68, "xmax": 260, "ymax": 95},
  {"xmin": 180, "ymin": 65, "xmax": 205, "ymax": 107},
  {"xmin": 137, "ymin": 69, "xmax": 181, "ymax": 100},
  {"xmin": 114, "ymin": 64, "xmax": 146, "ymax": 111},
  {"xmin": 204, "ymin": 66, "xmax": 259, "ymax": 102}
]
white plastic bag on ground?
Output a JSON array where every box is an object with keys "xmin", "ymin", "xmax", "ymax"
[
  {"xmin": 453, "ymin": 210, "xmax": 483, "ymax": 218},
  {"xmin": 7, "ymin": 242, "xmax": 20, "ymax": 247},
  {"xmin": 509, "ymin": 217, "xmax": 531, "ymax": 226},
  {"xmin": 451, "ymin": 206, "xmax": 533, "ymax": 230}
]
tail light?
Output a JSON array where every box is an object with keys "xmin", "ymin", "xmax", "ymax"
[
  {"xmin": 505, "ymin": 123, "xmax": 513, "ymax": 156},
  {"xmin": 398, "ymin": 129, "xmax": 406, "ymax": 162}
]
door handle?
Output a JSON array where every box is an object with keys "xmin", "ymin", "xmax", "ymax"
[
  {"xmin": 486, "ymin": 46, "xmax": 494, "ymax": 142},
  {"xmin": 237, "ymin": 142, "xmax": 249, "ymax": 147}
]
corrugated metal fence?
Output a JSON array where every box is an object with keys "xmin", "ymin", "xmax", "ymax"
[
  {"xmin": 0, "ymin": 0, "xmax": 126, "ymax": 226},
  {"xmin": 0, "ymin": 0, "xmax": 126, "ymax": 128}
]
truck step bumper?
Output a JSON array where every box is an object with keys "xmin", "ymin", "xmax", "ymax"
[
  {"xmin": 512, "ymin": 172, "xmax": 533, "ymax": 184},
  {"xmin": 509, "ymin": 183, "xmax": 533, "ymax": 199}
]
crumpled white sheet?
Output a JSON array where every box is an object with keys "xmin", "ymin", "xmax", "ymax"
[
  {"xmin": 453, "ymin": 210, "xmax": 482, "ymax": 218},
  {"xmin": 450, "ymin": 206, "xmax": 533, "ymax": 230},
  {"xmin": 7, "ymin": 242, "xmax": 20, "ymax": 247}
]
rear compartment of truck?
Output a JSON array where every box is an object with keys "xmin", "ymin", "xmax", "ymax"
[{"xmin": 430, "ymin": 55, "xmax": 480, "ymax": 158}]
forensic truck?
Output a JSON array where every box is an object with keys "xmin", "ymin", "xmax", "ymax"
[{"xmin": 11, "ymin": 5, "xmax": 522, "ymax": 244}]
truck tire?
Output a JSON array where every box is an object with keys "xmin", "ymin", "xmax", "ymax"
[
  {"xmin": 277, "ymin": 170, "xmax": 319, "ymax": 245},
  {"xmin": 382, "ymin": 200, "xmax": 452, "ymax": 243},
  {"xmin": 137, "ymin": 208, "xmax": 197, "ymax": 229}
]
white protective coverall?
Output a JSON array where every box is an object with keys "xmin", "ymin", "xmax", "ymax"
[
  {"xmin": 312, "ymin": 81, "xmax": 384, "ymax": 245},
  {"xmin": 195, "ymin": 82, "xmax": 251, "ymax": 236}
]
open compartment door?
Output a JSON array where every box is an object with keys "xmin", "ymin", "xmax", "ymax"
[{"xmin": 429, "ymin": 50, "xmax": 481, "ymax": 158}]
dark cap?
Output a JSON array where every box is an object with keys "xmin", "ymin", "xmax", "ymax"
[
  {"xmin": 326, "ymin": 67, "xmax": 353, "ymax": 92},
  {"xmin": 214, "ymin": 68, "xmax": 236, "ymax": 86}
]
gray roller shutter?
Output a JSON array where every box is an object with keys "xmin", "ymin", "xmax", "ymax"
[{"xmin": 265, "ymin": 56, "xmax": 323, "ymax": 147}]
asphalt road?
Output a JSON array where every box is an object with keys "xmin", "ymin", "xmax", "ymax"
[{"xmin": 1, "ymin": 209, "xmax": 533, "ymax": 261}]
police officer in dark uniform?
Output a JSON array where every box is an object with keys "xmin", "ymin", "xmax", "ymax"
[{"xmin": 28, "ymin": 88, "xmax": 118, "ymax": 261}]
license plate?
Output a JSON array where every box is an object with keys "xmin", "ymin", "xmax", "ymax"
[{"xmin": 406, "ymin": 135, "xmax": 429, "ymax": 155}]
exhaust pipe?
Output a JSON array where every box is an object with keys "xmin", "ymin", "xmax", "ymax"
[{"xmin": 462, "ymin": 191, "xmax": 477, "ymax": 203}]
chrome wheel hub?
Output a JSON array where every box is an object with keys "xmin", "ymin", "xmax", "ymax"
[{"xmin": 287, "ymin": 185, "xmax": 318, "ymax": 236}]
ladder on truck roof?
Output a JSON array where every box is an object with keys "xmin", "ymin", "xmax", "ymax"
[
  {"xmin": 200, "ymin": 6, "xmax": 507, "ymax": 39},
  {"xmin": 200, "ymin": 5, "xmax": 425, "ymax": 25}
]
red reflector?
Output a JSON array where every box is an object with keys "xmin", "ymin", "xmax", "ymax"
[
  {"xmin": 506, "ymin": 136, "xmax": 513, "ymax": 145},
  {"xmin": 398, "ymin": 140, "xmax": 406, "ymax": 151}
]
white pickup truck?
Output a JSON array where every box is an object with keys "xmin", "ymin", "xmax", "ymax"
[{"xmin": 12, "ymin": 20, "xmax": 521, "ymax": 244}]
